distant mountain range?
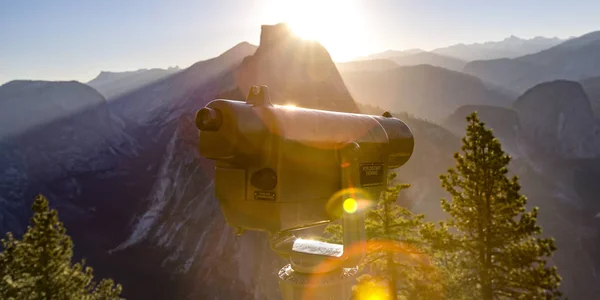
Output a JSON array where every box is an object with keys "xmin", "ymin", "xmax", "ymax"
[
  {"xmin": 335, "ymin": 59, "xmax": 398, "ymax": 73},
  {"xmin": 355, "ymin": 50, "xmax": 466, "ymax": 71},
  {"xmin": 87, "ymin": 67, "xmax": 182, "ymax": 100},
  {"xmin": 465, "ymin": 31, "xmax": 600, "ymax": 93},
  {"xmin": 339, "ymin": 64, "xmax": 511, "ymax": 122},
  {"xmin": 433, "ymin": 35, "xmax": 567, "ymax": 61},
  {"xmin": 354, "ymin": 49, "xmax": 424, "ymax": 61},
  {"xmin": 357, "ymin": 35, "xmax": 567, "ymax": 66}
]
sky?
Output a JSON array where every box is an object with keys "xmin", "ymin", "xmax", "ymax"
[{"xmin": 1, "ymin": 0, "xmax": 600, "ymax": 85}]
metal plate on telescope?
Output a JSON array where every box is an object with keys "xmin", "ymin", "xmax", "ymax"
[
  {"xmin": 359, "ymin": 162, "xmax": 385, "ymax": 187},
  {"xmin": 292, "ymin": 238, "xmax": 344, "ymax": 257},
  {"xmin": 254, "ymin": 191, "xmax": 276, "ymax": 201}
]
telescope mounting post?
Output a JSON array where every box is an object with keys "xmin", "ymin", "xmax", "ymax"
[{"xmin": 274, "ymin": 142, "xmax": 368, "ymax": 300}]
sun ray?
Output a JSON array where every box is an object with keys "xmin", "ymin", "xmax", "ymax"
[{"xmin": 257, "ymin": 0, "xmax": 370, "ymax": 61}]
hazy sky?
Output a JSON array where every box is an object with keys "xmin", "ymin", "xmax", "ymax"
[{"xmin": 2, "ymin": 0, "xmax": 600, "ymax": 85}]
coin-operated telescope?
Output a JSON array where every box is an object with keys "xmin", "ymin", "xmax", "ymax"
[{"xmin": 196, "ymin": 85, "xmax": 414, "ymax": 300}]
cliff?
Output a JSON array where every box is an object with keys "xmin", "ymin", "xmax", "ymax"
[{"xmin": 513, "ymin": 80, "xmax": 598, "ymax": 159}]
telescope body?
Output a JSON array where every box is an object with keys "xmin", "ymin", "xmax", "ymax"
[{"xmin": 197, "ymin": 97, "xmax": 414, "ymax": 234}]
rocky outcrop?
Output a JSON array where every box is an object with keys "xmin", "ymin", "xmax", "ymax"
[
  {"xmin": 513, "ymin": 80, "xmax": 598, "ymax": 159},
  {"xmin": 341, "ymin": 64, "xmax": 512, "ymax": 122},
  {"xmin": 230, "ymin": 23, "xmax": 357, "ymax": 113},
  {"xmin": 581, "ymin": 75, "xmax": 600, "ymax": 119}
]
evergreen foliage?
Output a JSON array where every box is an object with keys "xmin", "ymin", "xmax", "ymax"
[
  {"xmin": 326, "ymin": 112, "xmax": 563, "ymax": 299},
  {"xmin": 0, "ymin": 194, "xmax": 124, "ymax": 300},
  {"xmin": 324, "ymin": 174, "xmax": 443, "ymax": 299},
  {"xmin": 436, "ymin": 112, "xmax": 562, "ymax": 299}
]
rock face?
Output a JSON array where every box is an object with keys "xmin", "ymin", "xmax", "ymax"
[
  {"xmin": 464, "ymin": 31, "xmax": 600, "ymax": 93},
  {"xmin": 87, "ymin": 67, "xmax": 182, "ymax": 100},
  {"xmin": 513, "ymin": 80, "xmax": 598, "ymax": 159},
  {"xmin": 0, "ymin": 80, "xmax": 134, "ymax": 248},
  {"xmin": 340, "ymin": 64, "xmax": 512, "ymax": 122},
  {"xmin": 581, "ymin": 75, "xmax": 600, "ymax": 119},
  {"xmin": 231, "ymin": 23, "xmax": 357, "ymax": 113}
]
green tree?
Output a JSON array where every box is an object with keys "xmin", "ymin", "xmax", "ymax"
[
  {"xmin": 0, "ymin": 194, "xmax": 124, "ymax": 300},
  {"xmin": 324, "ymin": 174, "xmax": 443, "ymax": 299},
  {"xmin": 438, "ymin": 112, "xmax": 562, "ymax": 299}
]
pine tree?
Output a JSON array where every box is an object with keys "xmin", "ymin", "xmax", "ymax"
[
  {"xmin": 438, "ymin": 112, "xmax": 562, "ymax": 299},
  {"xmin": 324, "ymin": 174, "xmax": 442, "ymax": 299},
  {"xmin": 1, "ymin": 232, "xmax": 34, "ymax": 299},
  {"xmin": 0, "ymin": 194, "xmax": 123, "ymax": 299}
]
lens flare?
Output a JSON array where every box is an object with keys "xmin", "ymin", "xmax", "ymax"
[
  {"xmin": 343, "ymin": 198, "xmax": 358, "ymax": 213},
  {"xmin": 326, "ymin": 188, "xmax": 375, "ymax": 219},
  {"xmin": 354, "ymin": 278, "xmax": 390, "ymax": 300},
  {"xmin": 298, "ymin": 240, "xmax": 438, "ymax": 300}
]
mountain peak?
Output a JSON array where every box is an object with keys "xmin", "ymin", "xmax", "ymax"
[
  {"xmin": 228, "ymin": 23, "xmax": 357, "ymax": 112},
  {"xmin": 505, "ymin": 35, "xmax": 522, "ymax": 41},
  {"xmin": 433, "ymin": 35, "xmax": 566, "ymax": 61},
  {"xmin": 219, "ymin": 41, "xmax": 257, "ymax": 58},
  {"xmin": 87, "ymin": 66, "xmax": 183, "ymax": 99},
  {"xmin": 259, "ymin": 23, "xmax": 294, "ymax": 49}
]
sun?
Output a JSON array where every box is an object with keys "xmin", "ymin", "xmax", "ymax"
[{"xmin": 257, "ymin": 0, "xmax": 370, "ymax": 61}]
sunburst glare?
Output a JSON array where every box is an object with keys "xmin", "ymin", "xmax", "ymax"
[{"xmin": 257, "ymin": 0, "xmax": 370, "ymax": 61}]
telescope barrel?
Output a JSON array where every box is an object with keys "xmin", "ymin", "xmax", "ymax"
[{"xmin": 196, "ymin": 97, "xmax": 414, "ymax": 233}]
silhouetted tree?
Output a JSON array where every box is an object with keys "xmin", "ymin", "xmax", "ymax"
[
  {"xmin": 0, "ymin": 194, "xmax": 123, "ymax": 299},
  {"xmin": 437, "ymin": 112, "xmax": 562, "ymax": 299}
]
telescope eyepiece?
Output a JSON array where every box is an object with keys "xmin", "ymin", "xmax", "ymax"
[{"xmin": 196, "ymin": 107, "xmax": 223, "ymax": 131}]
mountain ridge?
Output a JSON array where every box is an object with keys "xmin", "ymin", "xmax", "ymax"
[
  {"xmin": 340, "ymin": 64, "xmax": 512, "ymax": 122},
  {"xmin": 87, "ymin": 67, "xmax": 182, "ymax": 100},
  {"xmin": 433, "ymin": 35, "xmax": 567, "ymax": 61},
  {"xmin": 464, "ymin": 30, "xmax": 600, "ymax": 93}
]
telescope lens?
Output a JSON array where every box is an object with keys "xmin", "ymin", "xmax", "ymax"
[{"xmin": 195, "ymin": 107, "xmax": 222, "ymax": 131}]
